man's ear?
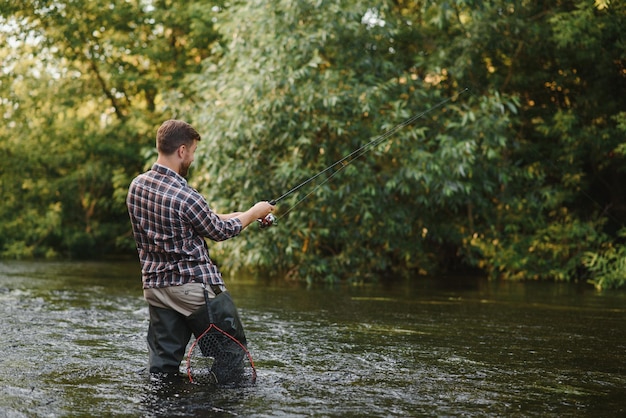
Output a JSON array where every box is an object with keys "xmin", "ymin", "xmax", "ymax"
[{"xmin": 177, "ymin": 144, "xmax": 186, "ymax": 158}]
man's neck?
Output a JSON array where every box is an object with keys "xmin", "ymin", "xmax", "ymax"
[{"xmin": 155, "ymin": 156, "xmax": 180, "ymax": 175}]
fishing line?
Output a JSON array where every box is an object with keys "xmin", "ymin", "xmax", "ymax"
[{"xmin": 259, "ymin": 88, "xmax": 470, "ymax": 227}]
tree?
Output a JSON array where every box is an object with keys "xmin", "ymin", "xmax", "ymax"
[
  {"xmin": 428, "ymin": 0, "xmax": 626, "ymax": 286},
  {"xmin": 188, "ymin": 0, "xmax": 625, "ymax": 288},
  {"xmin": 2, "ymin": 0, "xmax": 624, "ymax": 289},
  {"xmin": 0, "ymin": 0, "xmax": 222, "ymax": 257},
  {"xmin": 184, "ymin": 0, "xmax": 511, "ymax": 282}
]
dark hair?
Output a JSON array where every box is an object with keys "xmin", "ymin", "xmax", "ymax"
[{"xmin": 156, "ymin": 120, "xmax": 201, "ymax": 155}]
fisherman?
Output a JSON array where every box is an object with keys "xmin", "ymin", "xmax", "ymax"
[{"xmin": 126, "ymin": 119, "xmax": 274, "ymax": 379}]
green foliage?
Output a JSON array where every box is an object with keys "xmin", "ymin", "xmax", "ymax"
[
  {"xmin": 0, "ymin": 0, "xmax": 222, "ymax": 258},
  {"xmin": 1, "ymin": 0, "xmax": 625, "ymax": 289},
  {"xmin": 184, "ymin": 0, "xmax": 625, "ymax": 287},
  {"xmin": 420, "ymin": 0, "xmax": 626, "ymax": 289},
  {"xmin": 187, "ymin": 0, "xmax": 518, "ymax": 281},
  {"xmin": 582, "ymin": 229, "xmax": 626, "ymax": 291}
]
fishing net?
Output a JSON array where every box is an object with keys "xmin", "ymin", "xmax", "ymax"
[
  {"xmin": 186, "ymin": 290, "xmax": 256, "ymax": 385},
  {"xmin": 186, "ymin": 323, "xmax": 256, "ymax": 385}
]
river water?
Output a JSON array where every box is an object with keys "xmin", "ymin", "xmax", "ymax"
[{"xmin": 0, "ymin": 260, "xmax": 624, "ymax": 417}]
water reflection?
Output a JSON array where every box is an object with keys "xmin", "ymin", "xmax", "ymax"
[
  {"xmin": 140, "ymin": 373, "xmax": 245, "ymax": 417},
  {"xmin": 0, "ymin": 261, "xmax": 625, "ymax": 417}
]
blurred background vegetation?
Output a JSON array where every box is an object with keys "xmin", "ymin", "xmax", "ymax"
[{"xmin": 1, "ymin": 0, "xmax": 624, "ymax": 289}]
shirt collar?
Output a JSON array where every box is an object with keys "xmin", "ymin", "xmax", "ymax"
[{"xmin": 151, "ymin": 163, "xmax": 188, "ymax": 186}]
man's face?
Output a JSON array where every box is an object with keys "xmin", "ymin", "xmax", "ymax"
[{"xmin": 179, "ymin": 140, "xmax": 198, "ymax": 177}]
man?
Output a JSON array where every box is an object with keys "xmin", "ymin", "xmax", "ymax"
[{"xmin": 126, "ymin": 119, "xmax": 274, "ymax": 377}]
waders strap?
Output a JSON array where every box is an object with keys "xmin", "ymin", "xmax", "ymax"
[
  {"xmin": 202, "ymin": 286, "xmax": 214, "ymax": 324},
  {"xmin": 202, "ymin": 283, "xmax": 224, "ymax": 324}
]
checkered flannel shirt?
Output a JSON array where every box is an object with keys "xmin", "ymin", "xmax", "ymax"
[{"xmin": 127, "ymin": 163, "xmax": 242, "ymax": 289}]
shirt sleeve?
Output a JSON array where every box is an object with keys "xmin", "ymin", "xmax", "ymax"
[{"xmin": 183, "ymin": 189, "xmax": 243, "ymax": 241}]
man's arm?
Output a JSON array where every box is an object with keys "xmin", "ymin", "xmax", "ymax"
[
  {"xmin": 218, "ymin": 212, "xmax": 243, "ymax": 220},
  {"xmin": 234, "ymin": 201, "xmax": 275, "ymax": 229}
]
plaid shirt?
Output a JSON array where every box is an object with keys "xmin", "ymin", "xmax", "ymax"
[{"xmin": 126, "ymin": 163, "xmax": 242, "ymax": 289}]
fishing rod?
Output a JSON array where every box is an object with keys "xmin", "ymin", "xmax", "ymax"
[{"xmin": 258, "ymin": 88, "xmax": 470, "ymax": 228}]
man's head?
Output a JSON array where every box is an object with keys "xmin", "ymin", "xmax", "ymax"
[{"xmin": 156, "ymin": 120, "xmax": 201, "ymax": 177}]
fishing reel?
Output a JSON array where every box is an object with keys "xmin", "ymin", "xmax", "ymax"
[{"xmin": 258, "ymin": 213, "xmax": 277, "ymax": 229}]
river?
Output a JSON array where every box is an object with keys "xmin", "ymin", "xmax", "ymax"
[{"xmin": 0, "ymin": 260, "xmax": 624, "ymax": 417}]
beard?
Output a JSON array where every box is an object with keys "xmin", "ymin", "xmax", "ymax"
[{"xmin": 179, "ymin": 160, "xmax": 192, "ymax": 177}]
